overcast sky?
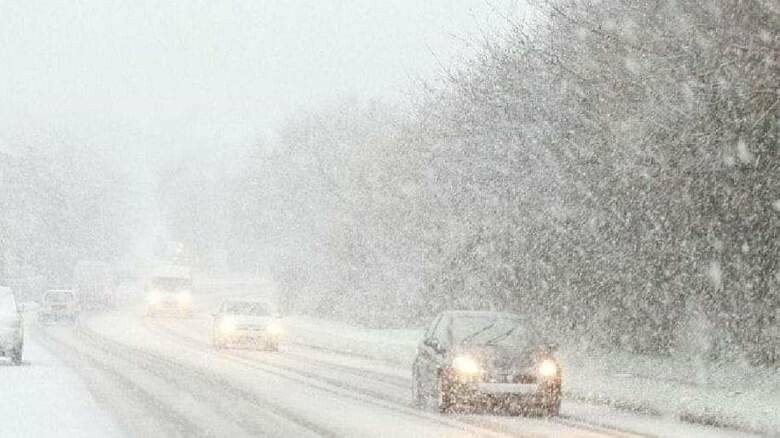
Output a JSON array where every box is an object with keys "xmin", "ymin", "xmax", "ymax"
[{"xmin": 1, "ymin": 0, "xmax": 519, "ymax": 163}]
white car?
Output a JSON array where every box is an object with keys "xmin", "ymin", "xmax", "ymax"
[
  {"xmin": 212, "ymin": 300, "xmax": 284, "ymax": 351},
  {"xmin": 0, "ymin": 286, "xmax": 24, "ymax": 365},
  {"xmin": 39, "ymin": 289, "xmax": 80, "ymax": 323}
]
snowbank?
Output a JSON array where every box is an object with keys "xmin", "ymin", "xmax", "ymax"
[
  {"xmin": 0, "ymin": 334, "xmax": 123, "ymax": 438},
  {"xmin": 284, "ymin": 316, "xmax": 779, "ymax": 436},
  {"xmin": 285, "ymin": 316, "xmax": 422, "ymax": 366}
]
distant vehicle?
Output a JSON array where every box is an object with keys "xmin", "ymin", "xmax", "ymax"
[
  {"xmin": 412, "ymin": 311, "xmax": 562, "ymax": 416},
  {"xmin": 38, "ymin": 289, "xmax": 79, "ymax": 324},
  {"xmin": 146, "ymin": 264, "xmax": 193, "ymax": 317},
  {"xmin": 0, "ymin": 286, "xmax": 24, "ymax": 365},
  {"xmin": 74, "ymin": 261, "xmax": 116, "ymax": 309},
  {"xmin": 212, "ymin": 300, "xmax": 283, "ymax": 351}
]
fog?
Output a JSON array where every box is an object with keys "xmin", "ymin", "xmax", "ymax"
[
  {"xmin": 1, "ymin": 0, "xmax": 516, "ymax": 160},
  {"xmin": 0, "ymin": 1, "xmax": 777, "ymax": 436}
]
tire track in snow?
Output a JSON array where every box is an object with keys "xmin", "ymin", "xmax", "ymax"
[
  {"xmin": 34, "ymin": 325, "xmax": 210, "ymax": 438},
  {"xmin": 73, "ymin": 323, "xmax": 340, "ymax": 438},
  {"xmin": 145, "ymin": 318, "xmax": 636, "ymax": 438},
  {"xmin": 142, "ymin": 318, "xmax": 518, "ymax": 438}
]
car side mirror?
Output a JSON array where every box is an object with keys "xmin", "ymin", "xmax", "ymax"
[{"xmin": 425, "ymin": 338, "xmax": 443, "ymax": 352}]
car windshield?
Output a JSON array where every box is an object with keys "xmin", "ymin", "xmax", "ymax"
[
  {"xmin": 223, "ymin": 302, "xmax": 269, "ymax": 316},
  {"xmin": 451, "ymin": 315, "xmax": 524, "ymax": 346},
  {"xmin": 152, "ymin": 278, "xmax": 191, "ymax": 291},
  {"xmin": 45, "ymin": 292, "xmax": 74, "ymax": 303}
]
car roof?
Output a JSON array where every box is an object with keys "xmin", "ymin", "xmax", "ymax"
[
  {"xmin": 222, "ymin": 299, "xmax": 268, "ymax": 306},
  {"xmin": 151, "ymin": 264, "xmax": 191, "ymax": 279}
]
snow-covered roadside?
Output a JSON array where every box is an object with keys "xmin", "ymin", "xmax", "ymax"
[
  {"xmin": 0, "ymin": 330, "xmax": 123, "ymax": 438},
  {"xmin": 283, "ymin": 316, "xmax": 779, "ymax": 436},
  {"xmin": 284, "ymin": 316, "xmax": 421, "ymax": 366},
  {"xmin": 561, "ymin": 349, "xmax": 779, "ymax": 436}
]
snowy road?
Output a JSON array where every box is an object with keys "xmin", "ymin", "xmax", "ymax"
[{"xmin": 18, "ymin": 297, "xmax": 762, "ymax": 438}]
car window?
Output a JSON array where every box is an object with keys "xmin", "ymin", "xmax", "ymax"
[
  {"xmin": 46, "ymin": 292, "xmax": 74, "ymax": 303},
  {"xmin": 224, "ymin": 302, "xmax": 269, "ymax": 316},
  {"xmin": 449, "ymin": 315, "xmax": 523, "ymax": 345}
]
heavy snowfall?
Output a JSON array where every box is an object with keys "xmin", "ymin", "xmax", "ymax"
[{"xmin": 0, "ymin": 1, "xmax": 778, "ymax": 437}]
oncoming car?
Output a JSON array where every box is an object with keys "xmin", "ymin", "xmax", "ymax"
[
  {"xmin": 146, "ymin": 265, "xmax": 193, "ymax": 317},
  {"xmin": 412, "ymin": 311, "xmax": 562, "ymax": 416},
  {"xmin": 39, "ymin": 289, "xmax": 79, "ymax": 323},
  {"xmin": 212, "ymin": 300, "xmax": 283, "ymax": 351}
]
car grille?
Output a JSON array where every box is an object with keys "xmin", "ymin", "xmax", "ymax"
[
  {"xmin": 512, "ymin": 373, "xmax": 538, "ymax": 384},
  {"xmin": 485, "ymin": 372, "xmax": 537, "ymax": 384}
]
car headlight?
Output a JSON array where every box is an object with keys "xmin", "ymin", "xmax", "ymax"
[
  {"xmin": 267, "ymin": 321, "xmax": 284, "ymax": 336},
  {"xmin": 452, "ymin": 355, "xmax": 482, "ymax": 376},
  {"xmin": 176, "ymin": 291, "xmax": 192, "ymax": 305},
  {"xmin": 147, "ymin": 290, "xmax": 161, "ymax": 305},
  {"xmin": 219, "ymin": 316, "xmax": 236, "ymax": 333},
  {"xmin": 539, "ymin": 359, "xmax": 559, "ymax": 378}
]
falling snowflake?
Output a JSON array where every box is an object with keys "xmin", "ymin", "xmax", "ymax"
[{"xmin": 708, "ymin": 261, "xmax": 722, "ymax": 290}]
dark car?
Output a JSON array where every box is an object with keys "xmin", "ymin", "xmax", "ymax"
[{"xmin": 412, "ymin": 311, "xmax": 562, "ymax": 416}]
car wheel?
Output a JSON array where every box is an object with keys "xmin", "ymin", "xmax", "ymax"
[
  {"xmin": 434, "ymin": 372, "xmax": 452, "ymax": 413},
  {"xmin": 544, "ymin": 398, "xmax": 561, "ymax": 417},
  {"xmin": 11, "ymin": 347, "xmax": 23, "ymax": 366}
]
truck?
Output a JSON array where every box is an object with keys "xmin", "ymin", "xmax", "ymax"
[
  {"xmin": 74, "ymin": 261, "xmax": 116, "ymax": 310},
  {"xmin": 146, "ymin": 264, "xmax": 193, "ymax": 317}
]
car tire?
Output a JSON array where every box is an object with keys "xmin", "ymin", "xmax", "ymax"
[
  {"xmin": 11, "ymin": 347, "xmax": 23, "ymax": 366},
  {"xmin": 435, "ymin": 373, "xmax": 452, "ymax": 413},
  {"xmin": 545, "ymin": 398, "xmax": 561, "ymax": 417}
]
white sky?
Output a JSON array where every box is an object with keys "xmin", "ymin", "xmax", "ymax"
[{"xmin": 0, "ymin": 0, "xmax": 519, "ymax": 163}]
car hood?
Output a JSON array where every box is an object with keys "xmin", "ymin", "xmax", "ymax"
[
  {"xmin": 450, "ymin": 344, "xmax": 540, "ymax": 372},
  {"xmin": 226, "ymin": 315, "xmax": 274, "ymax": 327}
]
